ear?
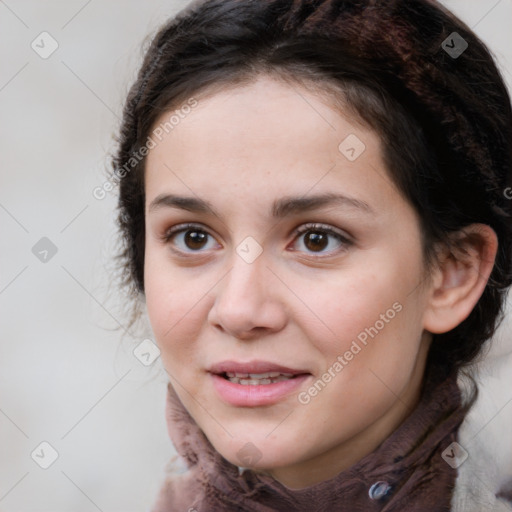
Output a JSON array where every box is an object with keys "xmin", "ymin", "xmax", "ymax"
[{"xmin": 423, "ymin": 223, "xmax": 498, "ymax": 334}]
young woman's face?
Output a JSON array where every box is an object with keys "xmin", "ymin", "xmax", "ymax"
[{"xmin": 144, "ymin": 74, "xmax": 434, "ymax": 488}]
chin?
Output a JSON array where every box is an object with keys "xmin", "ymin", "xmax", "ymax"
[{"xmin": 214, "ymin": 436, "xmax": 298, "ymax": 471}]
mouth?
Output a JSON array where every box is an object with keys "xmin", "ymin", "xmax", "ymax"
[
  {"xmin": 208, "ymin": 360, "xmax": 312, "ymax": 406},
  {"xmin": 208, "ymin": 360, "xmax": 311, "ymax": 382},
  {"xmin": 220, "ymin": 371, "xmax": 303, "ymax": 385}
]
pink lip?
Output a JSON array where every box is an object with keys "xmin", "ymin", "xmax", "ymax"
[
  {"xmin": 208, "ymin": 360, "xmax": 311, "ymax": 407},
  {"xmin": 210, "ymin": 374, "xmax": 311, "ymax": 406}
]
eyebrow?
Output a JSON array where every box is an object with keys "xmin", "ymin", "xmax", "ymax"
[{"xmin": 148, "ymin": 192, "xmax": 375, "ymax": 218}]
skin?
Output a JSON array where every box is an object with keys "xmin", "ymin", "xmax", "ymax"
[{"xmin": 143, "ymin": 74, "xmax": 497, "ymax": 489}]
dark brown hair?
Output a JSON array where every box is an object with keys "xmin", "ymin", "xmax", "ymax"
[{"xmin": 113, "ymin": 0, "xmax": 512, "ymax": 374}]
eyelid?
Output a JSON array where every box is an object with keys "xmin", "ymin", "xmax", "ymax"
[{"xmin": 162, "ymin": 222, "xmax": 212, "ymax": 242}]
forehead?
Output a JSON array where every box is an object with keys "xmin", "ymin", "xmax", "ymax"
[{"xmin": 144, "ymin": 75, "xmax": 397, "ymax": 215}]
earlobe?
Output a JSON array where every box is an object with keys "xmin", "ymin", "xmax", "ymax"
[{"xmin": 423, "ymin": 224, "xmax": 498, "ymax": 335}]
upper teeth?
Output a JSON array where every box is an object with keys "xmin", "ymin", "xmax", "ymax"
[
  {"xmin": 224, "ymin": 371, "xmax": 297, "ymax": 385},
  {"xmin": 226, "ymin": 371, "xmax": 294, "ymax": 378}
]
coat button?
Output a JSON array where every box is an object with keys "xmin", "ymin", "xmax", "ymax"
[{"xmin": 368, "ymin": 481, "xmax": 392, "ymax": 500}]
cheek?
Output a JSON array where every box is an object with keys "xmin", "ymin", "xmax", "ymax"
[
  {"xmin": 143, "ymin": 246, "xmax": 205, "ymax": 359},
  {"xmin": 297, "ymin": 266, "xmax": 408, "ymax": 349},
  {"xmin": 296, "ymin": 247, "xmax": 425, "ymax": 390},
  {"xmin": 297, "ymin": 277, "xmax": 423, "ymax": 438}
]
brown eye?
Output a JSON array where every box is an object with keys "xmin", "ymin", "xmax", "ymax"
[
  {"xmin": 292, "ymin": 223, "xmax": 352, "ymax": 256},
  {"xmin": 303, "ymin": 231, "xmax": 329, "ymax": 252},
  {"xmin": 163, "ymin": 224, "xmax": 218, "ymax": 253},
  {"xmin": 183, "ymin": 230, "xmax": 208, "ymax": 250}
]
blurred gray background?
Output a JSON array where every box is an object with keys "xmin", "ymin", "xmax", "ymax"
[{"xmin": 0, "ymin": 1, "xmax": 511, "ymax": 511}]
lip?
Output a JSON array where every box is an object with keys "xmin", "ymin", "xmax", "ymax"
[{"xmin": 208, "ymin": 360, "xmax": 312, "ymax": 407}]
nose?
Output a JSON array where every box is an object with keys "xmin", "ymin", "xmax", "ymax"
[{"xmin": 208, "ymin": 251, "xmax": 287, "ymax": 341}]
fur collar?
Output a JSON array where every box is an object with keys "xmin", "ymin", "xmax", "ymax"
[{"xmin": 452, "ymin": 347, "xmax": 512, "ymax": 511}]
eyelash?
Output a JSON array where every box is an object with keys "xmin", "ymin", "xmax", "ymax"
[{"xmin": 162, "ymin": 222, "xmax": 352, "ymax": 258}]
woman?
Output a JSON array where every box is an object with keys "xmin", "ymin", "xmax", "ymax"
[{"xmin": 111, "ymin": 0, "xmax": 512, "ymax": 510}]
